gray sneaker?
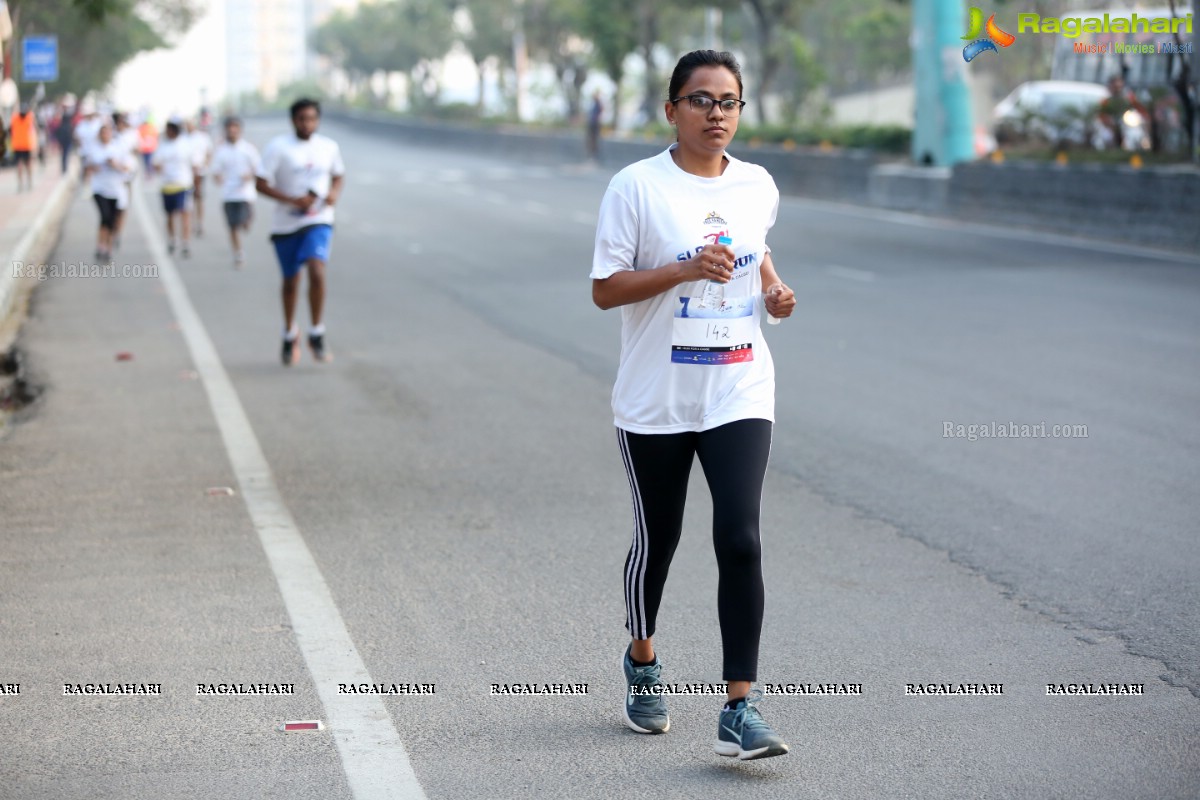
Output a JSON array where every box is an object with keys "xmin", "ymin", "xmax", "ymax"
[
  {"xmin": 622, "ymin": 645, "xmax": 669, "ymax": 734},
  {"xmin": 714, "ymin": 688, "xmax": 789, "ymax": 760}
]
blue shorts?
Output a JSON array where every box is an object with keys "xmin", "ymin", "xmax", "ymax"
[
  {"xmin": 162, "ymin": 190, "xmax": 190, "ymax": 214},
  {"xmin": 272, "ymin": 225, "xmax": 333, "ymax": 278}
]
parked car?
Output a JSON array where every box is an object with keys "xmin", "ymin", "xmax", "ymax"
[{"xmin": 992, "ymin": 80, "xmax": 1111, "ymax": 147}]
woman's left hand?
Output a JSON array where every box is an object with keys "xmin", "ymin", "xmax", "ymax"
[{"xmin": 764, "ymin": 282, "xmax": 796, "ymax": 320}]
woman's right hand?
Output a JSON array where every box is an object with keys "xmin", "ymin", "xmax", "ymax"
[{"xmin": 681, "ymin": 243, "xmax": 736, "ymax": 284}]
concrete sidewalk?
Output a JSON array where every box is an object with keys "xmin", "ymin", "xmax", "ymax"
[{"xmin": 0, "ymin": 153, "xmax": 79, "ymax": 349}]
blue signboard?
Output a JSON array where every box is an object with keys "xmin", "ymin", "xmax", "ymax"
[{"xmin": 22, "ymin": 36, "xmax": 58, "ymax": 82}]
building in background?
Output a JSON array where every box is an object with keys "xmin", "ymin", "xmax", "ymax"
[{"xmin": 226, "ymin": 0, "xmax": 358, "ymax": 103}]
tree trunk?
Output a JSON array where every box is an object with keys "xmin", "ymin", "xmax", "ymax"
[
  {"xmin": 608, "ymin": 68, "xmax": 623, "ymax": 130},
  {"xmin": 639, "ymin": 0, "xmax": 659, "ymax": 125},
  {"xmin": 744, "ymin": 0, "xmax": 773, "ymax": 125},
  {"xmin": 1167, "ymin": 0, "xmax": 1196, "ymax": 157},
  {"xmin": 570, "ymin": 59, "xmax": 588, "ymax": 122},
  {"xmin": 476, "ymin": 58, "xmax": 487, "ymax": 118}
]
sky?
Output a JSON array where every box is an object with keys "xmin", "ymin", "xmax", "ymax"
[
  {"xmin": 109, "ymin": 0, "xmax": 611, "ymax": 125},
  {"xmin": 110, "ymin": 0, "xmax": 482, "ymax": 123},
  {"xmin": 112, "ymin": 0, "xmax": 226, "ymax": 122}
]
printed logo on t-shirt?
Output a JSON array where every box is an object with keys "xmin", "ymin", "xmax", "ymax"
[
  {"xmin": 672, "ymin": 214, "xmax": 759, "ymax": 364},
  {"xmin": 702, "ymin": 211, "xmax": 729, "ymax": 247}
]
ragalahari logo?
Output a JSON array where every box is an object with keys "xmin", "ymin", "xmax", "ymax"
[{"xmin": 962, "ymin": 7, "xmax": 1016, "ymax": 62}]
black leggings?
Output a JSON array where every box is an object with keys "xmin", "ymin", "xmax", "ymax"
[
  {"xmin": 93, "ymin": 194, "xmax": 119, "ymax": 232},
  {"xmin": 617, "ymin": 418, "xmax": 772, "ymax": 682}
]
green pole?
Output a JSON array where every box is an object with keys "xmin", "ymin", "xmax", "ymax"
[{"xmin": 912, "ymin": 0, "xmax": 975, "ymax": 166}]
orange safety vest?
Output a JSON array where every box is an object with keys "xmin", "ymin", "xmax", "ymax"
[
  {"xmin": 10, "ymin": 112, "xmax": 37, "ymax": 152},
  {"xmin": 138, "ymin": 122, "xmax": 159, "ymax": 154}
]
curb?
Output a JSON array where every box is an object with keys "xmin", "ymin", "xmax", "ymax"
[{"xmin": 0, "ymin": 162, "xmax": 81, "ymax": 350}]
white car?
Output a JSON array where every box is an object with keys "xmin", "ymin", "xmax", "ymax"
[{"xmin": 992, "ymin": 80, "xmax": 1111, "ymax": 147}]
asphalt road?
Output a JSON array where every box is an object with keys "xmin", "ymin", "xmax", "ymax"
[{"xmin": 1, "ymin": 117, "xmax": 1197, "ymax": 799}]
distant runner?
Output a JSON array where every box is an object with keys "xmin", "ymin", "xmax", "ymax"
[
  {"xmin": 82, "ymin": 120, "xmax": 136, "ymax": 262},
  {"xmin": 112, "ymin": 112, "xmax": 140, "ymax": 250},
  {"xmin": 73, "ymin": 103, "xmax": 102, "ymax": 158},
  {"xmin": 256, "ymin": 98, "xmax": 345, "ymax": 366},
  {"xmin": 9, "ymin": 105, "xmax": 38, "ymax": 192},
  {"xmin": 185, "ymin": 119, "xmax": 214, "ymax": 237},
  {"xmin": 151, "ymin": 119, "xmax": 195, "ymax": 258},
  {"xmin": 137, "ymin": 115, "xmax": 158, "ymax": 172},
  {"xmin": 210, "ymin": 116, "xmax": 261, "ymax": 268},
  {"xmin": 52, "ymin": 103, "xmax": 76, "ymax": 175}
]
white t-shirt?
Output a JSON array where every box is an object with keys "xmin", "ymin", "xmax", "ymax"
[
  {"xmin": 116, "ymin": 128, "xmax": 140, "ymax": 178},
  {"xmin": 75, "ymin": 117, "xmax": 102, "ymax": 150},
  {"xmin": 211, "ymin": 139, "xmax": 262, "ymax": 202},
  {"xmin": 117, "ymin": 127, "xmax": 139, "ymax": 157},
  {"xmin": 591, "ymin": 145, "xmax": 780, "ymax": 434},
  {"xmin": 83, "ymin": 140, "xmax": 136, "ymax": 207},
  {"xmin": 257, "ymin": 133, "xmax": 345, "ymax": 235},
  {"xmin": 187, "ymin": 130, "xmax": 213, "ymax": 174},
  {"xmin": 152, "ymin": 136, "xmax": 195, "ymax": 191}
]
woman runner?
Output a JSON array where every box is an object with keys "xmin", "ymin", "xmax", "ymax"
[
  {"xmin": 82, "ymin": 121, "xmax": 135, "ymax": 262},
  {"xmin": 591, "ymin": 49, "xmax": 796, "ymax": 760}
]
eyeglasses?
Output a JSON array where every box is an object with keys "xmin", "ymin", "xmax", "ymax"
[{"xmin": 672, "ymin": 95, "xmax": 747, "ymax": 116}]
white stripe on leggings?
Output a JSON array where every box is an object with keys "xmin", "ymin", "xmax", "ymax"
[{"xmin": 617, "ymin": 429, "xmax": 649, "ymax": 639}]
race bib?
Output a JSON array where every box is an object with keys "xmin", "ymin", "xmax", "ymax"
[{"xmin": 671, "ymin": 286, "xmax": 756, "ymax": 365}]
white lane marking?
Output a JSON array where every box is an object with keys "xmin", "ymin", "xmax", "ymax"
[
  {"xmin": 133, "ymin": 192, "xmax": 427, "ymax": 800},
  {"xmin": 483, "ymin": 190, "xmax": 507, "ymax": 204},
  {"xmin": 782, "ymin": 195, "xmax": 1200, "ymax": 265},
  {"xmin": 825, "ymin": 265, "xmax": 876, "ymax": 283},
  {"xmin": 571, "ymin": 211, "xmax": 595, "ymax": 227},
  {"xmin": 522, "ymin": 200, "xmax": 551, "ymax": 215}
]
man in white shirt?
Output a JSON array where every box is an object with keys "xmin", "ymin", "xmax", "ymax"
[
  {"xmin": 151, "ymin": 118, "xmax": 196, "ymax": 257},
  {"xmin": 210, "ymin": 116, "xmax": 261, "ymax": 268},
  {"xmin": 185, "ymin": 118, "xmax": 214, "ymax": 237},
  {"xmin": 256, "ymin": 98, "xmax": 345, "ymax": 366}
]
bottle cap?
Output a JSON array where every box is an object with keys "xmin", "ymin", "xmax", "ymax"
[{"xmin": 717, "ymin": 236, "xmax": 732, "ymax": 245}]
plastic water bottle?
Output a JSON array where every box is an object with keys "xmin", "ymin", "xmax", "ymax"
[
  {"xmin": 765, "ymin": 290, "xmax": 782, "ymax": 326},
  {"xmin": 697, "ymin": 236, "xmax": 731, "ymax": 311}
]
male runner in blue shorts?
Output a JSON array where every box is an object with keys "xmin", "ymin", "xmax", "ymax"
[{"xmin": 256, "ymin": 99, "xmax": 345, "ymax": 366}]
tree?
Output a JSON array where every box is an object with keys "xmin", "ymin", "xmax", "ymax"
[
  {"xmin": 456, "ymin": 0, "xmax": 515, "ymax": 116},
  {"xmin": 313, "ymin": 0, "xmax": 454, "ymax": 111},
  {"xmin": 580, "ymin": 0, "xmax": 638, "ymax": 127},
  {"xmin": 779, "ymin": 29, "xmax": 825, "ymax": 124},
  {"xmin": 740, "ymin": 0, "xmax": 809, "ymax": 125},
  {"xmin": 313, "ymin": 5, "xmax": 396, "ymax": 105},
  {"xmin": 522, "ymin": 0, "xmax": 590, "ymax": 121},
  {"xmin": 5, "ymin": 0, "xmax": 199, "ymax": 99},
  {"xmin": 389, "ymin": 0, "xmax": 456, "ymax": 110},
  {"xmin": 1165, "ymin": 0, "xmax": 1195, "ymax": 157},
  {"xmin": 634, "ymin": 0, "xmax": 663, "ymax": 124}
]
